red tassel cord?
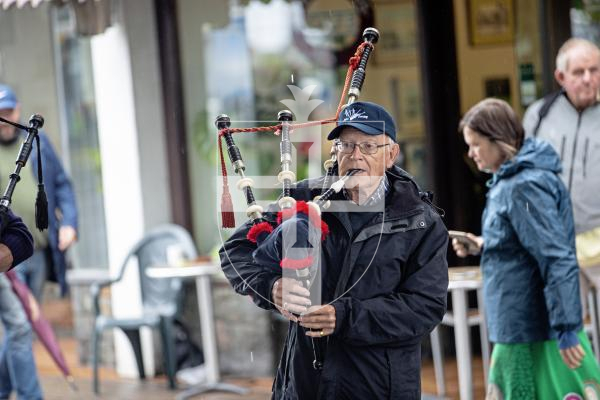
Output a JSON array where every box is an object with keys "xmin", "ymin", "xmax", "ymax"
[{"xmin": 219, "ymin": 134, "xmax": 236, "ymax": 228}]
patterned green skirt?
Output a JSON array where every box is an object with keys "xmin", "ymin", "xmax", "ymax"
[{"xmin": 487, "ymin": 331, "xmax": 600, "ymax": 400}]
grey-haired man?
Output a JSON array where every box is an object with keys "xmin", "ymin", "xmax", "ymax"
[{"xmin": 220, "ymin": 102, "xmax": 448, "ymax": 399}]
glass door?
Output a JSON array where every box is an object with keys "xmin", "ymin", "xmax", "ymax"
[{"xmin": 51, "ymin": 5, "xmax": 109, "ymax": 270}]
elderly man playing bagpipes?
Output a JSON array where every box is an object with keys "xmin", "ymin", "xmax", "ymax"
[{"xmin": 218, "ymin": 29, "xmax": 448, "ymax": 400}]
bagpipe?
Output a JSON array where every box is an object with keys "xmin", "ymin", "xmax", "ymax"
[
  {"xmin": 0, "ymin": 114, "xmax": 48, "ymax": 234},
  {"xmin": 217, "ymin": 27, "xmax": 379, "ymax": 369}
]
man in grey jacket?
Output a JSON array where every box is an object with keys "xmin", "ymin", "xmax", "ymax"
[{"xmin": 523, "ymin": 38, "xmax": 600, "ymax": 267}]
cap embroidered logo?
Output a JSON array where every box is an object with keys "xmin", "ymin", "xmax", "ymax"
[{"xmin": 344, "ymin": 108, "xmax": 369, "ymax": 121}]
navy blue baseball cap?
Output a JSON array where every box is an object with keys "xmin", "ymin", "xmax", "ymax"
[
  {"xmin": 0, "ymin": 84, "xmax": 18, "ymax": 110},
  {"xmin": 327, "ymin": 101, "xmax": 397, "ymax": 142}
]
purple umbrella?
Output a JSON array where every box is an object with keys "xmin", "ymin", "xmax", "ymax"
[{"xmin": 5, "ymin": 270, "xmax": 77, "ymax": 391}]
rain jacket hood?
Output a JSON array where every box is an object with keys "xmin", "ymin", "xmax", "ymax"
[{"xmin": 489, "ymin": 138, "xmax": 562, "ymax": 186}]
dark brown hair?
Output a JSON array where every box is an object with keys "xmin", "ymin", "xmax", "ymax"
[{"xmin": 459, "ymin": 98, "xmax": 524, "ymax": 159}]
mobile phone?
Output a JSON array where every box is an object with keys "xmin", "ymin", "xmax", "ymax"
[{"xmin": 448, "ymin": 230, "xmax": 480, "ymax": 255}]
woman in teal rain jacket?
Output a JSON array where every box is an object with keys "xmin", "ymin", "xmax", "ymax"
[{"xmin": 453, "ymin": 98, "xmax": 600, "ymax": 399}]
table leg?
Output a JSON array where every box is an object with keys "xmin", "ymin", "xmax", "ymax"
[
  {"xmin": 592, "ymin": 288, "xmax": 600, "ymax": 362},
  {"xmin": 196, "ymin": 276, "xmax": 219, "ymax": 384},
  {"xmin": 452, "ymin": 288, "xmax": 473, "ymax": 400},
  {"xmin": 176, "ymin": 383, "xmax": 249, "ymax": 400},
  {"xmin": 430, "ymin": 325, "xmax": 446, "ymax": 396},
  {"xmin": 477, "ymin": 288, "xmax": 490, "ymax": 389}
]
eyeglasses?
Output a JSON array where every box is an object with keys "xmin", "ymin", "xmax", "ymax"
[{"xmin": 335, "ymin": 140, "xmax": 390, "ymax": 155}]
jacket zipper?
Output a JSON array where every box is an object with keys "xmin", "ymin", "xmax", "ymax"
[
  {"xmin": 583, "ymin": 137, "xmax": 589, "ymax": 178},
  {"xmin": 353, "ymin": 208, "xmax": 425, "ymax": 244},
  {"xmin": 328, "ymin": 210, "xmax": 354, "ymax": 299},
  {"xmin": 560, "ymin": 136, "xmax": 566, "ymax": 162},
  {"xmin": 567, "ymin": 114, "xmax": 582, "ymax": 192}
]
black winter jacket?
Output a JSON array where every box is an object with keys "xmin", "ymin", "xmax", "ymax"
[{"xmin": 219, "ymin": 166, "xmax": 449, "ymax": 399}]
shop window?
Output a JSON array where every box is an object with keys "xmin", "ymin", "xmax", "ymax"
[
  {"xmin": 51, "ymin": 5, "xmax": 109, "ymax": 270},
  {"xmin": 179, "ymin": 0, "xmax": 426, "ymax": 251},
  {"xmin": 572, "ymin": 0, "xmax": 600, "ymax": 43}
]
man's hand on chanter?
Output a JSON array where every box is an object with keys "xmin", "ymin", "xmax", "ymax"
[{"xmin": 271, "ymin": 277, "xmax": 311, "ymax": 322}]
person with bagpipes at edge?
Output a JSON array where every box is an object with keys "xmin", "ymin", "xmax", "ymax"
[
  {"xmin": 0, "ymin": 85, "xmax": 77, "ymax": 303},
  {"xmin": 0, "ymin": 84, "xmax": 44, "ymax": 400},
  {"xmin": 219, "ymin": 101, "xmax": 449, "ymax": 399}
]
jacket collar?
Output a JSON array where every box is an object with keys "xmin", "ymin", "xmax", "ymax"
[
  {"xmin": 326, "ymin": 166, "xmax": 425, "ymax": 222},
  {"xmin": 341, "ymin": 175, "xmax": 390, "ymax": 206}
]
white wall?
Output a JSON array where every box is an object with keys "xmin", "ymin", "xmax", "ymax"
[
  {"xmin": 123, "ymin": 0, "xmax": 172, "ymax": 229},
  {"xmin": 91, "ymin": 11, "xmax": 147, "ymax": 378},
  {"xmin": 91, "ymin": 0, "xmax": 171, "ymax": 378}
]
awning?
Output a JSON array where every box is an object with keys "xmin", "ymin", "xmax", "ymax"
[
  {"xmin": 1, "ymin": 0, "xmax": 49, "ymax": 9},
  {"xmin": 1, "ymin": 0, "xmax": 111, "ymax": 36},
  {"xmin": 0, "ymin": 0, "xmax": 90, "ymax": 11}
]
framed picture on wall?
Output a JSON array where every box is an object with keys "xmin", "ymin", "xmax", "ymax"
[
  {"xmin": 374, "ymin": 0, "xmax": 417, "ymax": 65},
  {"xmin": 484, "ymin": 76, "xmax": 511, "ymax": 104},
  {"xmin": 386, "ymin": 69, "xmax": 423, "ymax": 137},
  {"xmin": 468, "ymin": 0, "xmax": 515, "ymax": 46},
  {"xmin": 400, "ymin": 137, "xmax": 428, "ymax": 188}
]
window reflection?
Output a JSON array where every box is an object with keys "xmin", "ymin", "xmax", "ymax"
[
  {"xmin": 52, "ymin": 5, "xmax": 108, "ymax": 270},
  {"xmin": 183, "ymin": 0, "xmax": 427, "ymax": 251}
]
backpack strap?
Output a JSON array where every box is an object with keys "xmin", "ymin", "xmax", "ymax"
[{"xmin": 532, "ymin": 89, "xmax": 565, "ymax": 137}]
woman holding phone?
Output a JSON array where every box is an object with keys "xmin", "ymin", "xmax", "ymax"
[{"xmin": 454, "ymin": 98, "xmax": 600, "ymax": 399}]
